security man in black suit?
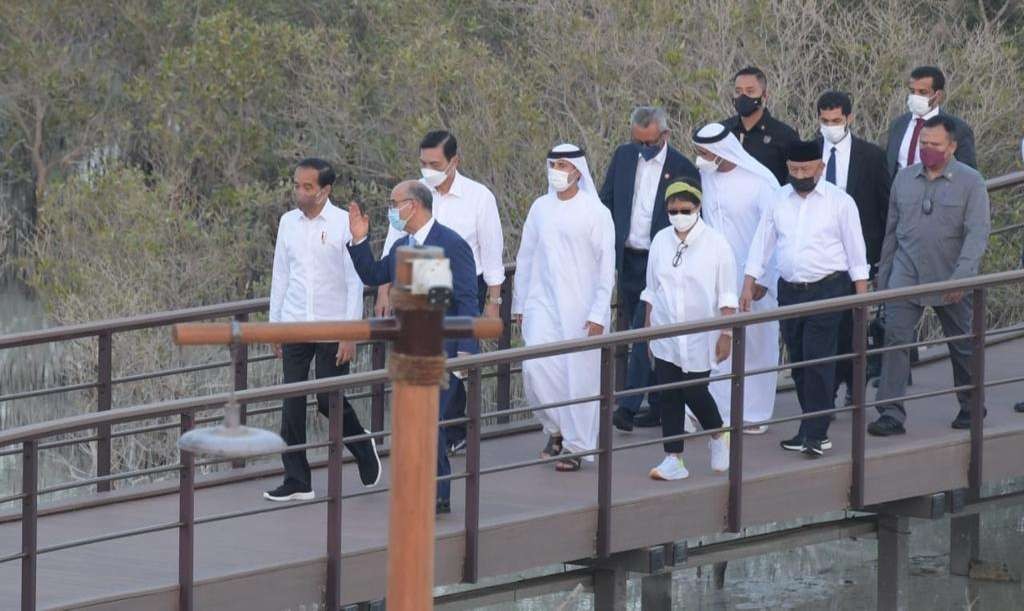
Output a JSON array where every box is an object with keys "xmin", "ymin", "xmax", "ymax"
[
  {"xmin": 599, "ymin": 106, "xmax": 700, "ymax": 430},
  {"xmin": 884, "ymin": 65, "xmax": 976, "ymax": 177},
  {"xmin": 816, "ymin": 91, "xmax": 892, "ymax": 403},
  {"xmin": 720, "ymin": 66, "xmax": 799, "ymax": 185}
]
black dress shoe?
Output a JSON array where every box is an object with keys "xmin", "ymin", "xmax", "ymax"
[
  {"xmin": 868, "ymin": 415, "xmax": 906, "ymax": 436},
  {"xmin": 1015, "ymin": 401, "xmax": 1024, "ymax": 413},
  {"xmin": 436, "ymin": 498, "xmax": 451, "ymax": 515},
  {"xmin": 633, "ymin": 408, "xmax": 661, "ymax": 428},
  {"xmin": 951, "ymin": 408, "xmax": 987, "ymax": 429},
  {"xmin": 347, "ymin": 430, "xmax": 382, "ymax": 487},
  {"xmin": 612, "ymin": 408, "xmax": 634, "ymax": 432}
]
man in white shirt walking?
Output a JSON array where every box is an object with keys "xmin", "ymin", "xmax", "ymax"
[
  {"xmin": 642, "ymin": 179, "xmax": 736, "ymax": 481},
  {"xmin": 743, "ymin": 142, "xmax": 869, "ymax": 458},
  {"xmin": 264, "ymin": 158, "xmax": 381, "ymax": 502},
  {"xmin": 377, "ymin": 130, "xmax": 505, "ymax": 455}
]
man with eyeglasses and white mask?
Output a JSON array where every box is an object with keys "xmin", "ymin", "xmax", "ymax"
[
  {"xmin": 692, "ymin": 122, "xmax": 780, "ymax": 435},
  {"xmin": 513, "ymin": 144, "xmax": 615, "ymax": 472},
  {"xmin": 641, "ymin": 178, "xmax": 736, "ymax": 481},
  {"xmin": 376, "ymin": 130, "xmax": 505, "ymax": 456},
  {"xmin": 869, "ymin": 116, "xmax": 990, "ymax": 436}
]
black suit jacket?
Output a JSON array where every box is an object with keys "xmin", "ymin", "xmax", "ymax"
[
  {"xmin": 820, "ymin": 135, "xmax": 892, "ymax": 265},
  {"xmin": 598, "ymin": 143, "xmax": 699, "ymax": 270},
  {"xmin": 347, "ymin": 220, "xmax": 479, "ymax": 356},
  {"xmin": 885, "ymin": 110, "xmax": 976, "ymax": 177}
]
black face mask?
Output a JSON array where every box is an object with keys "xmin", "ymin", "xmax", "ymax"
[
  {"xmin": 788, "ymin": 174, "xmax": 818, "ymax": 194},
  {"xmin": 733, "ymin": 94, "xmax": 763, "ymax": 117},
  {"xmin": 636, "ymin": 140, "xmax": 663, "ymax": 162}
]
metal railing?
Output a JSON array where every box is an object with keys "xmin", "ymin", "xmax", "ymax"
[{"xmin": 2, "ymin": 268, "xmax": 1024, "ymax": 608}]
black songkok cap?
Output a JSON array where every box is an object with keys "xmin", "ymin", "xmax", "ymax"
[{"xmin": 786, "ymin": 140, "xmax": 822, "ymax": 162}]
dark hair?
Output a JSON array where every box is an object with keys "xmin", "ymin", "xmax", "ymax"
[
  {"xmin": 816, "ymin": 91, "xmax": 852, "ymax": 116},
  {"xmin": 407, "ymin": 181, "xmax": 434, "ymax": 210},
  {"xmin": 420, "ymin": 130, "xmax": 458, "ymax": 161},
  {"xmin": 665, "ymin": 176, "xmax": 703, "ymax": 206},
  {"xmin": 910, "ymin": 66, "xmax": 946, "ymax": 91},
  {"xmin": 295, "ymin": 158, "xmax": 336, "ymax": 188},
  {"xmin": 733, "ymin": 66, "xmax": 767, "ymax": 89},
  {"xmin": 922, "ymin": 115, "xmax": 958, "ymax": 143}
]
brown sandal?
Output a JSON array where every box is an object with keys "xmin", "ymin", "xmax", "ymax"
[
  {"xmin": 540, "ymin": 435, "xmax": 563, "ymax": 459},
  {"xmin": 555, "ymin": 456, "xmax": 582, "ymax": 471}
]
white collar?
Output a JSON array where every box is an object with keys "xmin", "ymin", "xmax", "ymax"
[
  {"xmin": 410, "ymin": 216, "xmax": 436, "ymax": 245},
  {"xmin": 914, "ymin": 106, "xmax": 941, "ymax": 121},
  {"xmin": 638, "ymin": 142, "xmax": 668, "ymax": 164},
  {"xmin": 823, "ymin": 132, "xmax": 853, "ymax": 155},
  {"xmin": 299, "ymin": 199, "xmax": 338, "ymax": 222}
]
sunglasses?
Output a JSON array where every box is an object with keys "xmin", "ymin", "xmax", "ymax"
[
  {"xmin": 672, "ymin": 241, "xmax": 688, "ymax": 267},
  {"xmin": 922, "ymin": 199, "xmax": 933, "ymax": 215},
  {"xmin": 666, "ymin": 209, "xmax": 697, "ymax": 216}
]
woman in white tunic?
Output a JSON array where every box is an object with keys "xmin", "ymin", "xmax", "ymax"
[
  {"xmin": 643, "ymin": 179, "xmax": 737, "ymax": 480},
  {"xmin": 692, "ymin": 123, "xmax": 781, "ymax": 433},
  {"xmin": 512, "ymin": 144, "xmax": 616, "ymax": 471}
]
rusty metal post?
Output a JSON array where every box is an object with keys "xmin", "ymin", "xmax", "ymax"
[
  {"xmin": 385, "ymin": 246, "xmax": 447, "ymax": 611},
  {"xmin": 371, "ymin": 341, "xmax": 386, "ymax": 435},
  {"xmin": 727, "ymin": 325, "xmax": 746, "ymax": 533},
  {"xmin": 968, "ymin": 288, "xmax": 986, "ymax": 501},
  {"xmin": 462, "ymin": 367, "xmax": 482, "ymax": 583},
  {"xmin": 96, "ymin": 332, "xmax": 112, "ymax": 492},
  {"xmin": 21, "ymin": 439, "xmax": 37, "ymax": 611},
  {"xmin": 231, "ymin": 313, "xmax": 249, "ymax": 469},
  {"xmin": 178, "ymin": 411, "xmax": 195, "ymax": 611},
  {"xmin": 851, "ymin": 306, "xmax": 868, "ymax": 509},
  {"xmin": 495, "ymin": 277, "xmax": 513, "ymax": 423},
  {"xmin": 326, "ymin": 391, "xmax": 344, "ymax": 609},
  {"xmin": 597, "ymin": 346, "xmax": 615, "ymax": 558}
]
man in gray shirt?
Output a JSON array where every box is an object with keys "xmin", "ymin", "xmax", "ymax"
[{"xmin": 869, "ymin": 116, "xmax": 990, "ymax": 435}]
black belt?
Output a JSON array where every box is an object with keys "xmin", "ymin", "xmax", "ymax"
[
  {"xmin": 623, "ymin": 247, "xmax": 649, "ymax": 256},
  {"xmin": 780, "ymin": 271, "xmax": 846, "ymax": 291}
]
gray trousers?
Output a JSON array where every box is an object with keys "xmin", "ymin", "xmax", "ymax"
[{"xmin": 875, "ymin": 297, "xmax": 976, "ymax": 423}]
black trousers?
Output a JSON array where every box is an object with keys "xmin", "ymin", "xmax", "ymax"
[
  {"xmin": 441, "ymin": 275, "xmax": 488, "ymax": 447},
  {"xmin": 654, "ymin": 359, "xmax": 722, "ymax": 454},
  {"xmin": 281, "ymin": 342, "xmax": 368, "ymax": 488},
  {"xmin": 778, "ymin": 272, "xmax": 852, "ymax": 442},
  {"xmin": 619, "ymin": 248, "xmax": 659, "ymax": 416}
]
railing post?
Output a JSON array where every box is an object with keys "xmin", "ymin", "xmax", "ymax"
[
  {"xmin": 326, "ymin": 391, "xmax": 343, "ymax": 609},
  {"xmin": 371, "ymin": 341, "xmax": 386, "ymax": 436},
  {"xmin": 613, "ymin": 299, "xmax": 628, "ymax": 395},
  {"xmin": 597, "ymin": 346, "xmax": 615, "ymax": 558},
  {"xmin": 462, "ymin": 367, "xmax": 482, "ymax": 583},
  {"xmin": 178, "ymin": 411, "xmax": 195, "ymax": 611},
  {"xmin": 496, "ymin": 277, "xmax": 513, "ymax": 423},
  {"xmin": 96, "ymin": 332, "xmax": 112, "ymax": 492},
  {"xmin": 727, "ymin": 326, "xmax": 746, "ymax": 533},
  {"xmin": 968, "ymin": 288, "xmax": 986, "ymax": 501},
  {"xmin": 21, "ymin": 439, "xmax": 37, "ymax": 611},
  {"xmin": 231, "ymin": 313, "xmax": 249, "ymax": 470},
  {"xmin": 851, "ymin": 306, "xmax": 868, "ymax": 509}
]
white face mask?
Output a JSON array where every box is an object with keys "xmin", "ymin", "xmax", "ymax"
[
  {"xmin": 820, "ymin": 123, "xmax": 848, "ymax": 145},
  {"xmin": 421, "ymin": 163, "xmax": 451, "ymax": 187},
  {"xmin": 694, "ymin": 155, "xmax": 720, "ymax": 172},
  {"xmin": 907, "ymin": 93, "xmax": 932, "ymax": 117},
  {"xmin": 547, "ymin": 168, "xmax": 574, "ymax": 192},
  {"xmin": 669, "ymin": 211, "xmax": 699, "ymax": 232}
]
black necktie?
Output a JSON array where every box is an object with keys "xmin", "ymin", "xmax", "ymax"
[{"xmin": 826, "ymin": 147, "xmax": 837, "ymax": 185}]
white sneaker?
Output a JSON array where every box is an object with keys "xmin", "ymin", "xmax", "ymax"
[
  {"xmin": 649, "ymin": 455, "xmax": 689, "ymax": 481},
  {"xmin": 743, "ymin": 423, "xmax": 768, "ymax": 435},
  {"xmin": 709, "ymin": 433, "xmax": 730, "ymax": 472}
]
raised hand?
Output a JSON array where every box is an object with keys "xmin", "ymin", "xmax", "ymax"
[{"xmin": 348, "ymin": 201, "xmax": 369, "ymax": 243}]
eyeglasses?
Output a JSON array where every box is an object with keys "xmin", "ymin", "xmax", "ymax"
[
  {"xmin": 672, "ymin": 241, "xmax": 688, "ymax": 267},
  {"xmin": 388, "ymin": 198, "xmax": 414, "ymax": 210}
]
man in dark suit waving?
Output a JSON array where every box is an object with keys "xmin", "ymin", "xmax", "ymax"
[
  {"xmin": 347, "ymin": 180, "xmax": 479, "ymax": 515},
  {"xmin": 885, "ymin": 66, "xmax": 976, "ymax": 177},
  {"xmin": 600, "ymin": 106, "xmax": 700, "ymax": 430},
  {"xmin": 817, "ymin": 91, "xmax": 892, "ymax": 403}
]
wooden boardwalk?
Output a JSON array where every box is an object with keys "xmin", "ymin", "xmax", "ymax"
[{"xmin": 1, "ymin": 340, "xmax": 1023, "ymax": 610}]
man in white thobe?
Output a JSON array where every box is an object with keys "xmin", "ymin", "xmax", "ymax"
[
  {"xmin": 692, "ymin": 123, "xmax": 781, "ymax": 432},
  {"xmin": 512, "ymin": 144, "xmax": 616, "ymax": 471}
]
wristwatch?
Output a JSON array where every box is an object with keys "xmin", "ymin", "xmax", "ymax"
[{"xmin": 486, "ymin": 295, "xmax": 503, "ymax": 305}]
